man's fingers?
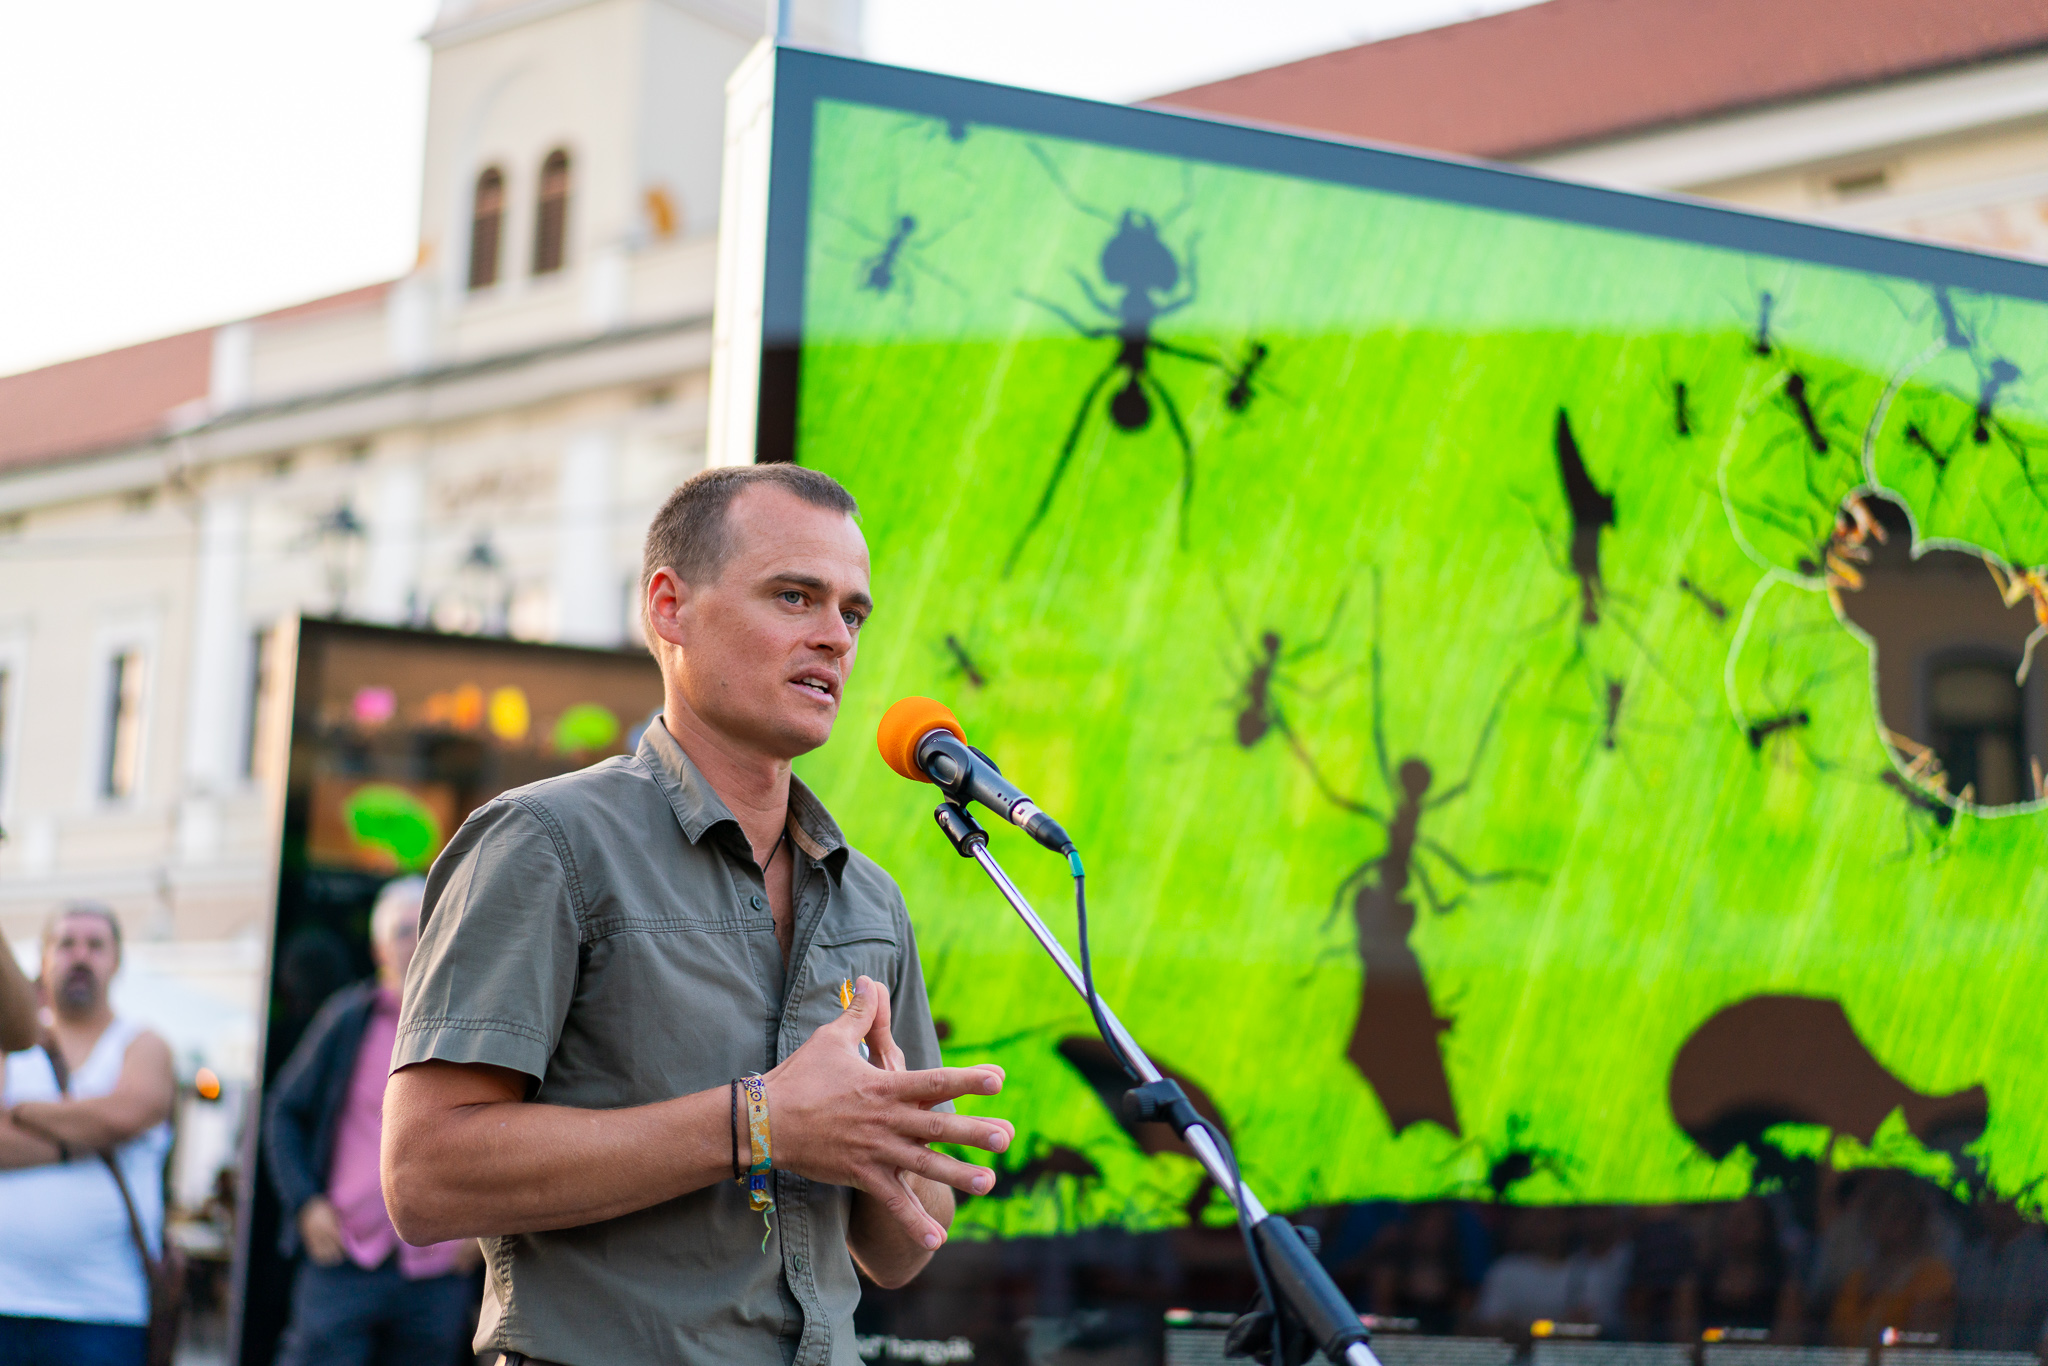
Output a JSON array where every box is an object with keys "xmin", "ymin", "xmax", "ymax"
[
  {"xmin": 865, "ymin": 1165, "xmax": 946, "ymax": 1250},
  {"xmin": 885, "ymin": 1140, "xmax": 999, "ymax": 1198},
  {"xmin": 897, "ymin": 1107, "xmax": 1014, "ymax": 1154},
  {"xmin": 890, "ymin": 1063, "xmax": 1004, "ymax": 1105}
]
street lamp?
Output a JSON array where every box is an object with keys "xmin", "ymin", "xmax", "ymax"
[{"xmin": 314, "ymin": 502, "xmax": 366, "ymax": 617}]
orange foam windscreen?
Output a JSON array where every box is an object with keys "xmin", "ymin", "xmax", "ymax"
[{"xmin": 877, "ymin": 697, "xmax": 966, "ymax": 783}]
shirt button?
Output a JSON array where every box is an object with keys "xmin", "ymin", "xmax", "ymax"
[{"xmin": 750, "ymin": 894, "xmax": 765, "ymax": 911}]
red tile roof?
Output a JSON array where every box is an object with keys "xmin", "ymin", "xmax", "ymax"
[
  {"xmin": 0, "ymin": 329, "xmax": 212, "ymax": 474},
  {"xmin": 1150, "ymin": 0, "xmax": 2048, "ymax": 160},
  {"xmin": 0, "ymin": 281, "xmax": 394, "ymax": 475}
]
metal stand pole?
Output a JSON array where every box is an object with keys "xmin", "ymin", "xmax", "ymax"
[{"xmin": 931, "ymin": 802, "xmax": 1381, "ymax": 1366}]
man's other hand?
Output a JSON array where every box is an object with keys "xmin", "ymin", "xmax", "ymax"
[
  {"xmin": 765, "ymin": 976, "xmax": 1011, "ymax": 1252},
  {"xmin": 298, "ymin": 1194, "xmax": 347, "ymax": 1266}
]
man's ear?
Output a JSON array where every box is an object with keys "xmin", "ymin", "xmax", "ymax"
[{"xmin": 644, "ymin": 567, "xmax": 692, "ymax": 650}]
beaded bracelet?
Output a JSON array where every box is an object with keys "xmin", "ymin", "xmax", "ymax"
[{"xmin": 729, "ymin": 1078, "xmax": 742, "ymax": 1182}]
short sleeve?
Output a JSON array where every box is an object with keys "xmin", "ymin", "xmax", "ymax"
[
  {"xmin": 886, "ymin": 890, "xmax": 954, "ymax": 1113},
  {"xmin": 393, "ymin": 796, "xmax": 581, "ymax": 1087}
]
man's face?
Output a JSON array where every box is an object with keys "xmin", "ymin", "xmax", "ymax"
[
  {"xmin": 659, "ymin": 487, "xmax": 872, "ymax": 759},
  {"xmin": 374, "ymin": 904, "xmax": 421, "ymax": 990},
  {"xmin": 44, "ymin": 913, "xmax": 119, "ymax": 1018}
]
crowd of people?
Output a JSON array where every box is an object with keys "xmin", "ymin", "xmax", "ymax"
[
  {"xmin": 1329, "ymin": 1178, "xmax": 2048, "ymax": 1351},
  {"xmin": 0, "ymin": 887, "xmax": 481, "ymax": 1366}
]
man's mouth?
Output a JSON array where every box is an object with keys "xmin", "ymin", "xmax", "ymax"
[{"xmin": 790, "ymin": 674, "xmax": 838, "ymax": 702}]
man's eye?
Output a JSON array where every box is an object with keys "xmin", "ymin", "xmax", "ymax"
[
  {"xmin": 779, "ymin": 591, "xmax": 804, "ymax": 606},
  {"xmin": 842, "ymin": 611, "xmax": 864, "ymax": 629}
]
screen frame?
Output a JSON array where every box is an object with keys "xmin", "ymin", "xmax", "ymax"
[{"xmin": 755, "ymin": 44, "xmax": 2048, "ymax": 465}]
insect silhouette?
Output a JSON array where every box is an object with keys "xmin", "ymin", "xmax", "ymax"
[
  {"xmin": 825, "ymin": 204, "xmax": 964, "ymax": 304},
  {"xmin": 1598, "ymin": 678, "xmax": 1625, "ymax": 750},
  {"xmin": 1750, "ymin": 291, "xmax": 1778, "ymax": 357},
  {"xmin": 1553, "ymin": 409, "xmax": 1617, "ymax": 627},
  {"xmin": 1781, "ymin": 372, "xmax": 1834, "ymax": 455},
  {"xmin": 1934, "ymin": 286, "xmax": 1974, "ymax": 351},
  {"xmin": 1904, "ymin": 421, "xmax": 1954, "ymax": 473},
  {"xmin": 1223, "ymin": 342, "xmax": 1272, "ymax": 414},
  {"xmin": 1746, "ymin": 709, "xmax": 1810, "ymax": 752},
  {"xmin": 862, "ymin": 215, "xmax": 918, "ymax": 294},
  {"xmin": 1879, "ymin": 769, "xmax": 1956, "ymax": 860},
  {"xmin": 1223, "ymin": 588, "xmax": 1347, "ymax": 749},
  {"xmin": 1677, "ymin": 575, "xmax": 1728, "ymax": 621},
  {"xmin": 1004, "ymin": 149, "xmax": 1231, "ymax": 574},
  {"xmin": 1673, "ymin": 380, "xmax": 1694, "ymax": 437},
  {"xmin": 943, "ymin": 633, "xmax": 988, "ymax": 690},
  {"xmin": 1974, "ymin": 359, "xmax": 2023, "ymax": 445},
  {"xmin": 1465, "ymin": 1115, "xmax": 1576, "ymax": 1202},
  {"xmin": 1291, "ymin": 573, "xmax": 1538, "ymax": 1137}
]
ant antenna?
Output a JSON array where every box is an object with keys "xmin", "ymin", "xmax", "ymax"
[{"xmin": 1024, "ymin": 142, "xmax": 1117, "ymax": 225}]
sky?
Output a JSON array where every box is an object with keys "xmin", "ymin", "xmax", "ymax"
[{"xmin": 0, "ymin": 0, "xmax": 1540, "ymax": 378}]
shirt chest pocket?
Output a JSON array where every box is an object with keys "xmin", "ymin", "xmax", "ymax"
[{"xmin": 799, "ymin": 929, "xmax": 902, "ymax": 1035}]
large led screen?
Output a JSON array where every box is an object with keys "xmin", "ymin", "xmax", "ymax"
[{"xmin": 751, "ymin": 48, "xmax": 2048, "ymax": 1273}]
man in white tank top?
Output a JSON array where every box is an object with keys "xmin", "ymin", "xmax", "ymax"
[{"xmin": 0, "ymin": 904, "xmax": 175, "ymax": 1366}]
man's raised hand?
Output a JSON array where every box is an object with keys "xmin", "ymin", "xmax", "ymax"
[{"xmin": 764, "ymin": 976, "xmax": 1012, "ymax": 1250}]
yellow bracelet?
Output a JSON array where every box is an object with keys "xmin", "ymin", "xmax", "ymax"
[{"xmin": 738, "ymin": 1072, "xmax": 774, "ymax": 1247}]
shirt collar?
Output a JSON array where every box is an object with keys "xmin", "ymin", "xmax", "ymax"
[{"xmin": 638, "ymin": 717, "xmax": 850, "ymax": 880}]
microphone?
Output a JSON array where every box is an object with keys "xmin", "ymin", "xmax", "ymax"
[{"xmin": 877, "ymin": 697, "xmax": 1074, "ymax": 854}]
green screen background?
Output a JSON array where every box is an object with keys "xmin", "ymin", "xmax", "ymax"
[{"xmin": 784, "ymin": 98, "xmax": 2048, "ymax": 1238}]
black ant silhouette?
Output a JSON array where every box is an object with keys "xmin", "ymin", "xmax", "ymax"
[
  {"xmin": 1291, "ymin": 573, "xmax": 1538, "ymax": 1137},
  {"xmin": 1223, "ymin": 342, "xmax": 1272, "ymax": 414},
  {"xmin": 1879, "ymin": 769, "xmax": 1955, "ymax": 861},
  {"xmin": 1456, "ymin": 1115, "xmax": 1576, "ymax": 1202},
  {"xmin": 1551, "ymin": 408, "xmax": 1616, "ymax": 628},
  {"xmin": 1222, "ymin": 588, "xmax": 1346, "ymax": 749},
  {"xmin": 1933, "ymin": 286, "xmax": 1974, "ymax": 351},
  {"xmin": 1750, "ymin": 290, "xmax": 1777, "ymax": 357},
  {"xmin": 943, "ymin": 633, "xmax": 987, "ymax": 690},
  {"xmin": 1746, "ymin": 709, "xmax": 1810, "ymax": 752},
  {"xmin": 1735, "ymin": 628, "xmax": 1850, "ymax": 774},
  {"xmin": 1003, "ymin": 149, "xmax": 1231, "ymax": 574},
  {"xmin": 1974, "ymin": 359, "xmax": 2023, "ymax": 445},
  {"xmin": 862, "ymin": 214, "xmax": 918, "ymax": 294},
  {"xmin": 1677, "ymin": 575, "xmax": 1728, "ymax": 622},
  {"xmin": 824, "ymin": 203, "xmax": 964, "ymax": 304},
  {"xmin": 1673, "ymin": 380, "xmax": 1694, "ymax": 437}
]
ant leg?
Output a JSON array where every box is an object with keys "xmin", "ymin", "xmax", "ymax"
[
  {"xmin": 1152, "ymin": 338, "xmax": 1228, "ymax": 370},
  {"xmin": 1288, "ymin": 729, "xmax": 1389, "ymax": 823},
  {"xmin": 1003, "ymin": 362, "xmax": 1121, "ymax": 576},
  {"xmin": 1017, "ymin": 292, "xmax": 1113, "ymax": 339},
  {"xmin": 1286, "ymin": 587, "xmax": 1352, "ymax": 663},
  {"xmin": 1418, "ymin": 837, "xmax": 1544, "ymax": 891},
  {"xmin": 1322, "ymin": 862, "xmax": 1377, "ymax": 933},
  {"xmin": 1426, "ymin": 666, "xmax": 1526, "ymax": 810},
  {"xmin": 2020, "ymin": 623, "xmax": 2046, "ymax": 686},
  {"xmin": 1144, "ymin": 372, "xmax": 1199, "ymax": 548},
  {"xmin": 1068, "ymin": 271, "xmax": 1120, "ymax": 322},
  {"xmin": 1024, "ymin": 142, "xmax": 1117, "ymax": 224},
  {"xmin": 1412, "ymin": 860, "xmax": 1463, "ymax": 917},
  {"xmin": 1364, "ymin": 569, "xmax": 1397, "ymax": 796}
]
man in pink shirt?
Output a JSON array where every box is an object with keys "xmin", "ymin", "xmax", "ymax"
[{"xmin": 264, "ymin": 877, "xmax": 480, "ymax": 1365}]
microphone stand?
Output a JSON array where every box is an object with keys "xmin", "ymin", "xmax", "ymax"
[{"xmin": 931, "ymin": 801, "xmax": 1380, "ymax": 1366}]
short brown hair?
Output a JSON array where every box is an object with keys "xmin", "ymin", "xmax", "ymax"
[{"xmin": 640, "ymin": 464, "xmax": 858, "ymax": 593}]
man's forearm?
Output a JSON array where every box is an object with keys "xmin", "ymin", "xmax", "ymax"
[
  {"xmin": 0, "ymin": 942, "xmax": 35, "ymax": 1054},
  {"xmin": 383, "ymin": 1063, "xmax": 739, "ymax": 1244},
  {"xmin": 0, "ymin": 1115, "xmax": 64, "ymax": 1170},
  {"xmin": 849, "ymin": 1175, "xmax": 954, "ymax": 1289}
]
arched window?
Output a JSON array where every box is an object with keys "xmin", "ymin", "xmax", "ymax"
[
  {"xmin": 533, "ymin": 148, "xmax": 571, "ymax": 276},
  {"xmin": 468, "ymin": 166, "xmax": 505, "ymax": 290}
]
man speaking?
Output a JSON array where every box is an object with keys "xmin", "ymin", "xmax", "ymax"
[{"xmin": 383, "ymin": 465, "xmax": 1012, "ymax": 1366}]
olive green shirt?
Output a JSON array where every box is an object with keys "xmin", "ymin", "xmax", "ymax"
[{"xmin": 395, "ymin": 719, "xmax": 947, "ymax": 1366}]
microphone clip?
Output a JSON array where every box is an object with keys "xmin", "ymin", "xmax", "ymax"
[{"xmin": 933, "ymin": 801, "xmax": 989, "ymax": 858}]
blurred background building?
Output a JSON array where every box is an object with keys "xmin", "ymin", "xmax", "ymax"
[{"xmin": 0, "ymin": 0, "xmax": 2042, "ymax": 1231}]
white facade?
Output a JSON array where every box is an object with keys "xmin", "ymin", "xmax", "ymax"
[{"xmin": 0, "ymin": 0, "xmax": 860, "ymax": 1087}]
